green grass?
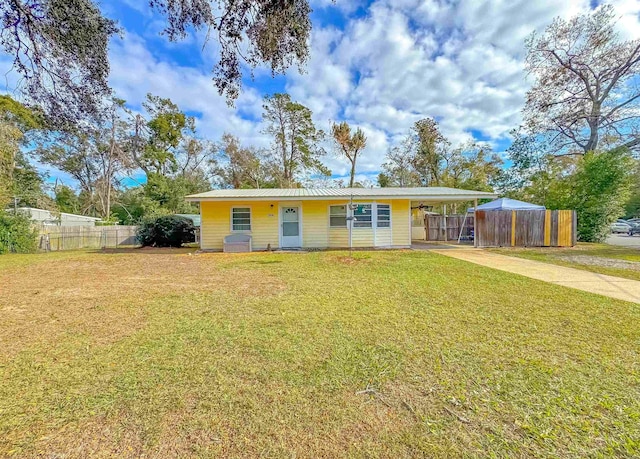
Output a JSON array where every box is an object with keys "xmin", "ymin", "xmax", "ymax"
[
  {"xmin": 491, "ymin": 243, "xmax": 640, "ymax": 281},
  {"xmin": 0, "ymin": 249, "xmax": 639, "ymax": 457}
]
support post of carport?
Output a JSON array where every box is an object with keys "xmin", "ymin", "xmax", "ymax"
[
  {"xmin": 473, "ymin": 198, "xmax": 478, "ymax": 247},
  {"xmin": 457, "ymin": 212, "xmax": 468, "ymax": 243},
  {"xmin": 443, "ymin": 204, "xmax": 447, "ymax": 242}
]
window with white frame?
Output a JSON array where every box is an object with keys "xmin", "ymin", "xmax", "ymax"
[
  {"xmin": 329, "ymin": 205, "xmax": 347, "ymax": 228},
  {"xmin": 231, "ymin": 207, "xmax": 251, "ymax": 231},
  {"xmin": 377, "ymin": 204, "xmax": 391, "ymax": 228},
  {"xmin": 353, "ymin": 204, "xmax": 372, "ymax": 228}
]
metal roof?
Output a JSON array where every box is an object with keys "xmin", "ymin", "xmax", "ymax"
[
  {"xmin": 10, "ymin": 207, "xmax": 101, "ymax": 221},
  {"xmin": 186, "ymin": 187, "xmax": 498, "ymax": 202}
]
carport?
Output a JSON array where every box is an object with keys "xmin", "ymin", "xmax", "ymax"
[
  {"xmin": 413, "ymin": 197, "xmax": 576, "ymax": 248},
  {"xmin": 410, "ymin": 192, "xmax": 499, "ymax": 247}
]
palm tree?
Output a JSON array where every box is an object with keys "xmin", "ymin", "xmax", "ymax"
[{"xmin": 332, "ymin": 122, "xmax": 367, "ymax": 188}]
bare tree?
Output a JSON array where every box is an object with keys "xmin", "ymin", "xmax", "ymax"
[
  {"xmin": 379, "ymin": 119, "xmax": 502, "ymax": 191},
  {"xmin": 378, "ymin": 136, "xmax": 421, "ymax": 187},
  {"xmin": 36, "ymin": 99, "xmax": 132, "ymax": 219},
  {"xmin": 176, "ymin": 137, "xmax": 218, "ymax": 184},
  {"xmin": 217, "ymin": 133, "xmax": 274, "ymax": 189},
  {"xmin": 524, "ymin": 5, "xmax": 640, "ymax": 155},
  {"xmin": 331, "ymin": 122, "xmax": 367, "ymax": 188}
]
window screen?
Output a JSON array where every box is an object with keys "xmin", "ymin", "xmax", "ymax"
[
  {"xmin": 353, "ymin": 204, "xmax": 372, "ymax": 228},
  {"xmin": 377, "ymin": 204, "xmax": 390, "ymax": 228},
  {"xmin": 329, "ymin": 205, "xmax": 347, "ymax": 227},
  {"xmin": 232, "ymin": 207, "xmax": 251, "ymax": 231}
]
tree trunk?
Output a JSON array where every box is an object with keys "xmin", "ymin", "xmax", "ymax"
[
  {"xmin": 106, "ymin": 180, "xmax": 111, "ymax": 220},
  {"xmin": 584, "ymin": 102, "xmax": 601, "ymax": 152},
  {"xmin": 349, "ymin": 160, "xmax": 356, "ymax": 188}
]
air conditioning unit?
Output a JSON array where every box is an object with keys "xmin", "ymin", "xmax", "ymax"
[{"xmin": 223, "ymin": 234, "xmax": 252, "ymax": 253}]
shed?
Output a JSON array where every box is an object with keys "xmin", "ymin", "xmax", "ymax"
[{"xmin": 8, "ymin": 207, "xmax": 101, "ymax": 226}]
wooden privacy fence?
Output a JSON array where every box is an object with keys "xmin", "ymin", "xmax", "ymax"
[
  {"xmin": 475, "ymin": 210, "xmax": 576, "ymax": 248},
  {"xmin": 425, "ymin": 215, "xmax": 475, "ymax": 241},
  {"xmin": 37, "ymin": 225, "xmax": 139, "ymax": 251}
]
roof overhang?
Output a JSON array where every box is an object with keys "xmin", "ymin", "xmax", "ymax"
[{"xmin": 186, "ymin": 193, "xmax": 498, "ymax": 203}]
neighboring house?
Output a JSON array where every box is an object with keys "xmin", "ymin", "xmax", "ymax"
[
  {"xmin": 10, "ymin": 207, "xmax": 101, "ymax": 227},
  {"xmin": 174, "ymin": 214, "xmax": 201, "ymax": 228},
  {"xmin": 186, "ymin": 187, "xmax": 497, "ymax": 251}
]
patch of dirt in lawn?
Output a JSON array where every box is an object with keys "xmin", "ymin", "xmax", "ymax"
[
  {"xmin": 27, "ymin": 389, "xmax": 413, "ymax": 458},
  {"xmin": 0, "ymin": 252, "xmax": 285, "ymax": 360},
  {"xmin": 333, "ymin": 255, "xmax": 373, "ymax": 265},
  {"xmin": 557, "ymin": 255, "xmax": 640, "ymax": 271},
  {"xmin": 20, "ymin": 414, "xmax": 147, "ymax": 459}
]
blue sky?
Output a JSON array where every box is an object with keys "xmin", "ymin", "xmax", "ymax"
[{"xmin": 4, "ymin": 0, "xmax": 640, "ymax": 187}]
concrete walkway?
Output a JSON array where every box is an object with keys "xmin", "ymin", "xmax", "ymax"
[{"xmin": 430, "ymin": 249, "xmax": 640, "ymax": 303}]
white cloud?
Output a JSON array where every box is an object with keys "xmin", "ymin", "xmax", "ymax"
[
  {"xmin": 280, "ymin": 0, "xmax": 640, "ymax": 177},
  {"xmin": 5, "ymin": 0, "xmax": 640, "ymax": 187},
  {"xmin": 608, "ymin": 0, "xmax": 640, "ymax": 39},
  {"xmin": 108, "ymin": 33, "xmax": 266, "ymax": 146}
]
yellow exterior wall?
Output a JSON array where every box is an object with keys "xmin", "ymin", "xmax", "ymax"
[
  {"xmin": 328, "ymin": 228, "xmax": 349, "ymax": 248},
  {"xmin": 351, "ymin": 228, "xmax": 374, "ymax": 247},
  {"xmin": 200, "ymin": 201, "xmax": 279, "ymax": 250},
  {"xmin": 391, "ymin": 200, "xmax": 411, "ymax": 247},
  {"xmin": 199, "ymin": 198, "xmax": 412, "ymax": 250},
  {"xmin": 302, "ymin": 200, "xmax": 361, "ymax": 248},
  {"xmin": 376, "ymin": 228, "xmax": 392, "ymax": 246},
  {"xmin": 302, "ymin": 200, "xmax": 332, "ymax": 248}
]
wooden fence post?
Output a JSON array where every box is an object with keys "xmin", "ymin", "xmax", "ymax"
[
  {"xmin": 544, "ymin": 210, "xmax": 551, "ymax": 246},
  {"xmin": 572, "ymin": 210, "xmax": 577, "ymax": 246},
  {"xmin": 443, "ymin": 204, "xmax": 448, "ymax": 242},
  {"xmin": 424, "ymin": 215, "xmax": 428, "ymax": 241},
  {"xmin": 473, "ymin": 199, "xmax": 478, "ymax": 247},
  {"xmin": 510, "ymin": 211, "xmax": 516, "ymax": 247}
]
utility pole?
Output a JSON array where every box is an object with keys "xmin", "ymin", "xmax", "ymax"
[
  {"xmin": 347, "ymin": 194, "xmax": 357, "ymax": 258},
  {"xmin": 13, "ymin": 196, "xmax": 17, "ymax": 212}
]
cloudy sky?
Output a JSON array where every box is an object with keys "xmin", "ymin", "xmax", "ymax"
[{"xmin": 5, "ymin": 0, "xmax": 640, "ymax": 186}]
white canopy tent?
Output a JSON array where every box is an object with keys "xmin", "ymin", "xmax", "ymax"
[{"xmin": 467, "ymin": 198, "xmax": 545, "ymax": 213}]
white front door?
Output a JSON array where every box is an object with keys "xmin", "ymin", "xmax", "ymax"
[{"xmin": 281, "ymin": 206, "xmax": 301, "ymax": 247}]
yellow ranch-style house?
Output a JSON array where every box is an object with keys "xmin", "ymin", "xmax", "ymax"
[{"xmin": 186, "ymin": 187, "xmax": 497, "ymax": 251}]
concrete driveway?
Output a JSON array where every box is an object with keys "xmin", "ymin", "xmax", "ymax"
[
  {"xmin": 606, "ymin": 234, "xmax": 640, "ymax": 248},
  {"xmin": 432, "ymin": 248, "xmax": 640, "ymax": 303}
]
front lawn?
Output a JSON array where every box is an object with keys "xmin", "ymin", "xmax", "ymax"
[
  {"xmin": 491, "ymin": 243, "xmax": 640, "ymax": 281},
  {"xmin": 1, "ymin": 249, "xmax": 638, "ymax": 457}
]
